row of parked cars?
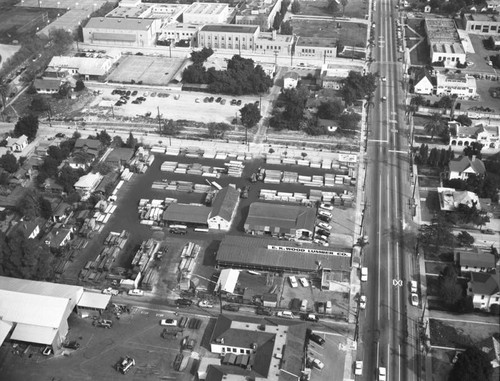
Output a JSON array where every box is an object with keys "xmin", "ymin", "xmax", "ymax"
[{"xmin": 314, "ymin": 203, "xmax": 334, "ymax": 246}]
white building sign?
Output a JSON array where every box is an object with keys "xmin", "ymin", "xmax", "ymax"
[{"xmin": 267, "ymin": 245, "xmax": 351, "ymax": 257}]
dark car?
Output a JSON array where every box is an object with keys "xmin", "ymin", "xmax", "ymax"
[
  {"xmin": 256, "ymin": 307, "xmax": 272, "ymax": 316},
  {"xmin": 63, "ymin": 340, "xmax": 80, "ymax": 350},
  {"xmin": 55, "ymin": 133, "xmax": 65, "ymax": 138},
  {"xmin": 236, "ymin": 100, "xmax": 242, "ymax": 106},
  {"xmin": 131, "ymin": 90, "xmax": 138, "ymax": 96},
  {"xmin": 317, "ymin": 214, "xmax": 332, "ymax": 223},
  {"xmin": 208, "ymin": 96, "xmax": 214, "ymax": 103},
  {"xmin": 125, "ymin": 90, "xmax": 131, "ymax": 96},
  {"xmin": 230, "ymin": 99, "xmax": 237, "ymax": 105},
  {"xmin": 223, "ymin": 304, "xmax": 240, "ymax": 312},
  {"xmin": 215, "ymin": 97, "xmax": 222, "ymax": 103},
  {"xmin": 204, "ymin": 97, "xmax": 209, "ymax": 103},
  {"xmin": 114, "ymin": 101, "xmax": 123, "ymax": 106},
  {"xmin": 309, "ymin": 332, "xmax": 325, "ymax": 345},
  {"xmin": 317, "ymin": 229, "xmax": 330, "ymax": 237},
  {"xmin": 176, "ymin": 298, "xmax": 193, "ymax": 307}
]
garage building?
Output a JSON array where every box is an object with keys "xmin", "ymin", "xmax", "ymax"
[
  {"xmin": 216, "ymin": 236, "xmax": 351, "ymax": 277},
  {"xmin": 244, "ymin": 202, "xmax": 316, "ymax": 239},
  {"xmin": 162, "ymin": 203, "xmax": 210, "ymax": 228}
]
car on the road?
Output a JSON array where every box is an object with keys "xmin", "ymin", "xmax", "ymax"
[
  {"xmin": 102, "ymin": 287, "xmax": 119, "ymax": 296},
  {"xmin": 378, "ymin": 367, "xmax": 387, "ymax": 381},
  {"xmin": 317, "ymin": 221, "xmax": 332, "ymax": 230},
  {"xmin": 361, "ymin": 267, "xmax": 368, "ymax": 282},
  {"xmin": 381, "ymin": 76, "xmax": 387, "ymax": 82},
  {"xmin": 276, "ymin": 310, "xmax": 294, "ymax": 319},
  {"xmin": 128, "ymin": 289, "xmax": 144, "ymax": 296},
  {"xmin": 355, "ymin": 361, "xmax": 363, "ymax": 375},
  {"xmin": 411, "ymin": 293, "xmax": 419, "ymax": 306},
  {"xmin": 289, "ymin": 275, "xmax": 299, "ymax": 288},
  {"xmin": 381, "ymin": 96, "xmax": 387, "ymax": 101},
  {"xmin": 309, "ymin": 332, "xmax": 325, "ymax": 345},
  {"xmin": 305, "ymin": 313, "xmax": 319, "ymax": 322},
  {"xmin": 360, "ymin": 295, "xmax": 366, "ymax": 310},
  {"xmin": 256, "ymin": 307, "xmax": 273, "ymax": 316},
  {"xmin": 320, "ymin": 203, "xmax": 334, "ymax": 211},
  {"xmin": 312, "ymin": 358, "xmax": 325, "ymax": 370},
  {"xmin": 176, "ymin": 298, "xmax": 193, "ymax": 307},
  {"xmin": 160, "ymin": 319, "xmax": 178, "ymax": 326},
  {"xmin": 481, "ymin": 229, "xmax": 495, "ymax": 235},
  {"xmin": 223, "ymin": 304, "xmax": 240, "ymax": 312},
  {"xmin": 198, "ymin": 300, "xmax": 214, "ymax": 308},
  {"xmin": 410, "ymin": 280, "xmax": 418, "ymax": 293},
  {"xmin": 299, "ymin": 277, "xmax": 310, "ymax": 287}
]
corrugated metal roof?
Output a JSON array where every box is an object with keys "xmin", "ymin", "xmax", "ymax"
[
  {"xmin": 0, "ymin": 290, "xmax": 69, "ymax": 328},
  {"xmin": 163, "ymin": 203, "xmax": 210, "ymax": 224},
  {"xmin": 0, "ymin": 276, "xmax": 83, "ymax": 303},
  {"xmin": 77, "ymin": 291, "xmax": 111, "ymax": 310},
  {"xmin": 216, "ymin": 269, "xmax": 240, "ymax": 293},
  {"xmin": 10, "ymin": 324, "xmax": 58, "ymax": 345},
  {"xmin": 209, "ymin": 187, "xmax": 239, "ymax": 222},
  {"xmin": 244, "ymin": 203, "xmax": 316, "ymax": 233},
  {"xmin": 0, "ymin": 320, "xmax": 13, "ymax": 346}
]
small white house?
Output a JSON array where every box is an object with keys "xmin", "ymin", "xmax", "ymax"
[
  {"xmin": 6, "ymin": 135, "xmax": 28, "ymax": 152},
  {"xmin": 447, "ymin": 155, "xmax": 486, "ymax": 180},
  {"xmin": 207, "ymin": 187, "xmax": 240, "ymax": 231},
  {"xmin": 74, "ymin": 172, "xmax": 103, "ymax": 194},
  {"xmin": 413, "ymin": 69, "xmax": 434, "ymax": 95},
  {"xmin": 467, "ymin": 271, "xmax": 500, "ymax": 312},
  {"xmin": 283, "ymin": 71, "xmax": 299, "ymax": 89}
]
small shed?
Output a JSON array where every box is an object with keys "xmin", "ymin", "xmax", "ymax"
[{"xmin": 262, "ymin": 293, "xmax": 278, "ymax": 308}]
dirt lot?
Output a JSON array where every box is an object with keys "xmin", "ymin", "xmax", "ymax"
[
  {"xmin": 429, "ymin": 318, "xmax": 499, "ymax": 348},
  {"xmin": 296, "ymin": 0, "xmax": 369, "ymax": 19},
  {"xmin": 0, "ymin": 308, "xmax": 210, "ymax": 381},
  {"xmin": 106, "ymin": 55, "xmax": 186, "ymax": 86},
  {"xmin": 291, "ymin": 19, "xmax": 368, "ymax": 48}
]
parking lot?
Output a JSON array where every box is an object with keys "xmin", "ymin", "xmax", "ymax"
[{"xmin": 0, "ymin": 308, "xmax": 211, "ymax": 381}]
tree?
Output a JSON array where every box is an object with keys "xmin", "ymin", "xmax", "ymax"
[
  {"xmin": 457, "ymin": 231, "xmax": 474, "ymax": 247},
  {"xmin": 0, "ymin": 76, "xmax": 10, "ymax": 121},
  {"xmin": 161, "ymin": 120, "xmax": 182, "ymax": 136},
  {"xmin": 240, "ymin": 103, "xmax": 262, "ymax": 129},
  {"xmin": 0, "ymin": 153, "xmax": 19, "ymax": 173},
  {"xmin": 190, "ymin": 47, "xmax": 214, "ymax": 65},
  {"xmin": 39, "ymin": 196, "xmax": 52, "ymax": 220},
  {"xmin": 94, "ymin": 162, "xmax": 112, "ymax": 175},
  {"xmin": 75, "ymin": 79, "xmax": 85, "ymax": 92},
  {"xmin": 96, "ymin": 130, "xmax": 111, "ymax": 147},
  {"xmin": 437, "ymin": 95, "xmax": 453, "ymax": 110},
  {"xmin": 207, "ymin": 123, "xmax": 231, "ymax": 139},
  {"xmin": 424, "ymin": 113, "xmax": 445, "ymax": 139},
  {"xmin": 291, "ymin": 0, "xmax": 301, "ymax": 13},
  {"xmin": 439, "ymin": 265, "xmax": 463, "ymax": 306},
  {"xmin": 280, "ymin": 21, "xmax": 293, "ymax": 35},
  {"xmin": 30, "ymin": 94, "xmax": 50, "ymax": 112},
  {"xmin": 126, "ymin": 132, "xmax": 137, "ymax": 150},
  {"xmin": 418, "ymin": 214, "xmax": 455, "ymax": 252},
  {"xmin": 341, "ymin": 71, "xmax": 377, "ymax": 105},
  {"xmin": 456, "ymin": 115, "xmax": 472, "ymax": 126},
  {"xmin": 14, "ymin": 114, "xmax": 38, "ymax": 140},
  {"xmin": 449, "ymin": 346, "xmax": 493, "ymax": 381},
  {"xmin": 48, "ymin": 28, "xmax": 74, "ymax": 56},
  {"xmin": 463, "ymin": 142, "xmax": 483, "ymax": 159},
  {"xmin": 57, "ymin": 166, "xmax": 84, "ymax": 193},
  {"xmin": 337, "ymin": 112, "xmax": 361, "ymax": 132},
  {"xmin": 112, "ymin": 135, "xmax": 124, "ymax": 147},
  {"xmin": 327, "ymin": 0, "xmax": 340, "ymax": 13},
  {"xmin": 317, "ymin": 100, "xmax": 344, "ymax": 119},
  {"xmin": 410, "ymin": 95, "xmax": 426, "ymax": 107},
  {"xmin": 340, "ymin": 0, "xmax": 349, "ymax": 16},
  {"xmin": 273, "ymin": 12, "xmax": 283, "ymax": 30}
]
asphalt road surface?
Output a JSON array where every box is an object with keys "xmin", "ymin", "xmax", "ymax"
[{"xmin": 358, "ymin": 1, "xmax": 421, "ymax": 381}]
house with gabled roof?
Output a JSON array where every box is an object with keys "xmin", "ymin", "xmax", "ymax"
[
  {"xmin": 467, "ymin": 271, "xmax": 500, "ymax": 312},
  {"xmin": 413, "ymin": 68, "xmax": 434, "ymax": 95},
  {"xmin": 45, "ymin": 227, "xmax": 73, "ymax": 249},
  {"xmin": 6, "ymin": 135, "xmax": 28, "ymax": 152},
  {"xmin": 208, "ymin": 186, "xmax": 240, "ymax": 231},
  {"xmin": 447, "ymin": 155, "xmax": 486, "ymax": 180},
  {"xmin": 9, "ymin": 219, "xmax": 42, "ymax": 239},
  {"xmin": 73, "ymin": 138, "xmax": 102, "ymax": 158},
  {"xmin": 454, "ymin": 247, "xmax": 497, "ymax": 274},
  {"xmin": 449, "ymin": 122, "xmax": 500, "ymax": 150}
]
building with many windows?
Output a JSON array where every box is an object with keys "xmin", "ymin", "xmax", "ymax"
[
  {"xmin": 235, "ymin": 0, "xmax": 283, "ymax": 30},
  {"xmin": 182, "ymin": 2, "xmax": 229, "ymax": 24},
  {"xmin": 158, "ymin": 23, "xmax": 200, "ymax": 46},
  {"xmin": 435, "ymin": 72, "xmax": 477, "ymax": 98},
  {"xmin": 425, "ymin": 18, "xmax": 466, "ymax": 67},
  {"xmin": 463, "ymin": 13, "xmax": 500, "ymax": 35},
  {"xmin": 294, "ymin": 36, "xmax": 337, "ymax": 62},
  {"xmin": 197, "ymin": 24, "xmax": 259, "ymax": 51}
]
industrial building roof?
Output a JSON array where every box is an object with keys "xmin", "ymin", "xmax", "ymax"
[
  {"xmin": 0, "ymin": 276, "xmax": 83, "ymax": 303},
  {"xmin": 184, "ymin": 2, "xmax": 228, "ymax": 15},
  {"xmin": 77, "ymin": 291, "xmax": 111, "ymax": 310},
  {"xmin": 10, "ymin": 324, "xmax": 59, "ymax": 345},
  {"xmin": 244, "ymin": 202, "xmax": 316, "ymax": 233},
  {"xmin": 200, "ymin": 24, "xmax": 258, "ymax": 33},
  {"xmin": 0, "ymin": 320, "xmax": 13, "ymax": 346},
  {"xmin": 162, "ymin": 203, "xmax": 211, "ymax": 225},
  {"xmin": 86, "ymin": 17, "xmax": 155, "ymax": 31},
  {"xmin": 74, "ymin": 173, "xmax": 103, "ymax": 190},
  {"xmin": 209, "ymin": 187, "xmax": 239, "ymax": 222},
  {"xmin": 216, "ymin": 236, "xmax": 351, "ymax": 272},
  {"xmin": 216, "ymin": 269, "xmax": 240, "ymax": 293},
  {"xmin": 48, "ymin": 56, "xmax": 115, "ymax": 77},
  {"xmin": 459, "ymin": 251, "xmax": 496, "ymax": 269}
]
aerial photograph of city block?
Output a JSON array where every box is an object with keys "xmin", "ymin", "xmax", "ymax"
[{"xmin": 0, "ymin": 0, "xmax": 499, "ymax": 380}]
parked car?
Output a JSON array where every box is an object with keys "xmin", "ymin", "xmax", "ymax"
[
  {"xmin": 160, "ymin": 319, "xmax": 178, "ymax": 326},
  {"xmin": 361, "ymin": 267, "xmax": 368, "ymax": 282},
  {"xmin": 378, "ymin": 367, "xmax": 387, "ymax": 381},
  {"xmin": 305, "ymin": 313, "xmax": 319, "ymax": 322},
  {"xmin": 360, "ymin": 295, "xmax": 366, "ymax": 310},
  {"xmin": 63, "ymin": 340, "xmax": 80, "ymax": 350},
  {"xmin": 317, "ymin": 214, "xmax": 332, "ymax": 223},
  {"xmin": 299, "ymin": 277, "xmax": 310, "ymax": 287},
  {"xmin": 316, "ymin": 302, "xmax": 325, "ymax": 314},
  {"xmin": 410, "ymin": 280, "xmax": 418, "ymax": 293},
  {"xmin": 320, "ymin": 203, "xmax": 333, "ymax": 211},
  {"xmin": 482, "ymin": 229, "xmax": 495, "ymax": 235},
  {"xmin": 256, "ymin": 307, "xmax": 272, "ymax": 316},
  {"xmin": 318, "ymin": 210, "xmax": 332, "ymax": 219},
  {"xmin": 325, "ymin": 300, "xmax": 332, "ymax": 314},
  {"xmin": 128, "ymin": 289, "xmax": 144, "ymax": 296},
  {"xmin": 312, "ymin": 358, "xmax": 325, "ymax": 369},
  {"xmin": 204, "ymin": 97, "xmax": 209, "ymax": 103},
  {"xmin": 289, "ymin": 276, "xmax": 299, "ymax": 288},
  {"xmin": 316, "ymin": 234, "xmax": 329, "ymax": 242},
  {"xmin": 223, "ymin": 304, "xmax": 240, "ymax": 312},
  {"xmin": 313, "ymin": 238, "xmax": 329, "ymax": 247},
  {"xmin": 230, "ymin": 99, "xmax": 237, "ymax": 105},
  {"xmin": 236, "ymin": 100, "xmax": 242, "ymax": 106},
  {"xmin": 220, "ymin": 99, "xmax": 226, "ymax": 105},
  {"xmin": 215, "ymin": 97, "xmax": 222, "ymax": 103},
  {"xmin": 116, "ymin": 356, "xmax": 135, "ymax": 374},
  {"xmin": 208, "ymin": 96, "xmax": 214, "ymax": 102},
  {"xmin": 195, "ymin": 98, "xmax": 200, "ymax": 103},
  {"xmin": 102, "ymin": 287, "xmax": 119, "ymax": 296},
  {"xmin": 309, "ymin": 332, "xmax": 325, "ymax": 345},
  {"xmin": 182, "ymin": 337, "xmax": 197, "ymax": 350},
  {"xmin": 176, "ymin": 298, "xmax": 193, "ymax": 307},
  {"xmin": 198, "ymin": 300, "xmax": 214, "ymax": 308},
  {"xmin": 131, "ymin": 90, "xmax": 138, "ymax": 96},
  {"xmin": 355, "ymin": 361, "xmax": 363, "ymax": 375},
  {"xmin": 316, "ymin": 229, "xmax": 330, "ymax": 237},
  {"xmin": 317, "ymin": 222, "xmax": 332, "ymax": 230},
  {"xmin": 300, "ymin": 299, "xmax": 308, "ymax": 312},
  {"xmin": 276, "ymin": 310, "xmax": 295, "ymax": 319},
  {"xmin": 93, "ymin": 319, "xmax": 112, "ymax": 329},
  {"xmin": 411, "ymin": 293, "xmax": 419, "ymax": 306}
]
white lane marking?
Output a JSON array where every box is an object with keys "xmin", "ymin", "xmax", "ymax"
[
  {"xmin": 378, "ymin": 172, "xmax": 382, "ymax": 322},
  {"xmin": 397, "ymin": 244, "xmax": 400, "ymax": 321},
  {"xmin": 376, "ymin": 341, "xmax": 380, "ymax": 368},
  {"xmin": 386, "ymin": 171, "xmax": 391, "ymax": 317},
  {"xmin": 399, "ymin": 344, "xmax": 402, "ymax": 381}
]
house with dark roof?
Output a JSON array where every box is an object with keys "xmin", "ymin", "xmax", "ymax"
[
  {"xmin": 45, "ymin": 227, "xmax": 73, "ymax": 248},
  {"xmin": 43, "ymin": 178, "xmax": 64, "ymax": 194},
  {"xmin": 9, "ymin": 219, "xmax": 42, "ymax": 239},
  {"xmin": 73, "ymin": 138, "xmax": 102, "ymax": 158},
  {"xmin": 467, "ymin": 271, "xmax": 500, "ymax": 312},
  {"xmin": 204, "ymin": 315, "xmax": 306, "ymax": 381},
  {"xmin": 52, "ymin": 202, "xmax": 71, "ymax": 223},
  {"xmin": 208, "ymin": 186, "xmax": 240, "ymax": 231},
  {"xmin": 449, "ymin": 123, "xmax": 500, "ymax": 150},
  {"xmin": 455, "ymin": 247, "xmax": 497, "ymax": 274},
  {"xmin": 34, "ymin": 78, "xmax": 62, "ymax": 94},
  {"xmin": 244, "ymin": 202, "xmax": 316, "ymax": 239},
  {"xmin": 476, "ymin": 334, "xmax": 500, "ymax": 371},
  {"xmin": 413, "ymin": 68, "xmax": 434, "ymax": 95},
  {"xmin": 105, "ymin": 147, "xmax": 135, "ymax": 168},
  {"xmin": 447, "ymin": 155, "xmax": 486, "ymax": 180}
]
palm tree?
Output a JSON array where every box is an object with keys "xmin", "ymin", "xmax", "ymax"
[
  {"xmin": 341, "ymin": 0, "xmax": 349, "ymax": 16},
  {"xmin": 0, "ymin": 77, "xmax": 10, "ymax": 121},
  {"xmin": 424, "ymin": 113, "xmax": 445, "ymax": 139}
]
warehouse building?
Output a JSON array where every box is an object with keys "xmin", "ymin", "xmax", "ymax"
[
  {"xmin": 46, "ymin": 56, "xmax": 117, "ymax": 81},
  {"xmin": 182, "ymin": 2, "xmax": 229, "ymax": 24},
  {"xmin": 197, "ymin": 24, "xmax": 260, "ymax": 51},
  {"xmin": 244, "ymin": 202, "xmax": 316, "ymax": 239},
  {"xmin": 216, "ymin": 235, "xmax": 351, "ymax": 275},
  {"xmin": 83, "ymin": 17, "xmax": 160, "ymax": 47},
  {"xmin": 162, "ymin": 203, "xmax": 210, "ymax": 228},
  {"xmin": 424, "ymin": 18, "xmax": 466, "ymax": 67},
  {"xmin": 208, "ymin": 186, "xmax": 240, "ymax": 231}
]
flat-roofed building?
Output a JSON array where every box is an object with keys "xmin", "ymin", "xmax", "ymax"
[
  {"xmin": 463, "ymin": 13, "xmax": 500, "ymax": 35},
  {"xmin": 182, "ymin": 2, "xmax": 229, "ymax": 24},
  {"xmin": 197, "ymin": 24, "xmax": 260, "ymax": 51},
  {"xmin": 254, "ymin": 30, "xmax": 293, "ymax": 55},
  {"xmin": 162, "ymin": 203, "xmax": 210, "ymax": 227},
  {"xmin": 425, "ymin": 18, "xmax": 466, "ymax": 67},
  {"xmin": 235, "ymin": 0, "xmax": 283, "ymax": 30},
  {"xmin": 83, "ymin": 17, "xmax": 160, "ymax": 47},
  {"xmin": 436, "ymin": 72, "xmax": 477, "ymax": 99},
  {"xmin": 46, "ymin": 56, "xmax": 116, "ymax": 80},
  {"xmin": 158, "ymin": 23, "xmax": 200, "ymax": 46},
  {"xmin": 294, "ymin": 36, "xmax": 337, "ymax": 61}
]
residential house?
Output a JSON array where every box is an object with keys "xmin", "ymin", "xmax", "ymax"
[
  {"xmin": 261, "ymin": 293, "xmax": 278, "ymax": 308},
  {"xmin": 52, "ymin": 202, "xmax": 71, "ymax": 223},
  {"xmin": 73, "ymin": 138, "xmax": 102, "ymax": 158},
  {"xmin": 34, "ymin": 78, "xmax": 62, "ymax": 94},
  {"xmin": 449, "ymin": 122, "xmax": 500, "ymax": 150},
  {"xmin": 10, "ymin": 220, "xmax": 41, "ymax": 239},
  {"xmin": 438, "ymin": 187, "xmax": 481, "ymax": 211},
  {"xmin": 283, "ymin": 71, "xmax": 299, "ymax": 89},
  {"xmin": 6, "ymin": 135, "xmax": 28, "ymax": 152},
  {"xmin": 45, "ymin": 227, "xmax": 73, "ymax": 248},
  {"xmin": 467, "ymin": 271, "xmax": 500, "ymax": 312},
  {"xmin": 207, "ymin": 187, "xmax": 240, "ymax": 231},
  {"xmin": 455, "ymin": 247, "xmax": 497, "ymax": 274},
  {"xmin": 476, "ymin": 334, "xmax": 500, "ymax": 370},
  {"xmin": 74, "ymin": 173, "xmax": 103, "ymax": 194},
  {"xmin": 105, "ymin": 147, "xmax": 134, "ymax": 168},
  {"xmin": 94, "ymin": 172, "xmax": 119, "ymax": 196},
  {"xmin": 413, "ymin": 68, "xmax": 434, "ymax": 95},
  {"xmin": 447, "ymin": 155, "xmax": 486, "ymax": 180},
  {"xmin": 43, "ymin": 178, "xmax": 64, "ymax": 194}
]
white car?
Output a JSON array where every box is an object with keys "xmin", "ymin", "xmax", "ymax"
[
  {"xmin": 160, "ymin": 318, "xmax": 178, "ymax": 326},
  {"xmin": 360, "ymin": 295, "xmax": 366, "ymax": 310},
  {"xmin": 102, "ymin": 287, "xmax": 119, "ymax": 296},
  {"xmin": 317, "ymin": 222, "xmax": 332, "ymax": 231},
  {"xmin": 361, "ymin": 267, "xmax": 368, "ymax": 282},
  {"xmin": 411, "ymin": 293, "xmax": 419, "ymax": 307},
  {"xmin": 128, "ymin": 289, "xmax": 144, "ymax": 296},
  {"xmin": 381, "ymin": 76, "xmax": 387, "ymax": 82},
  {"xmin": 299, "ymin": 277, "xmax": 310, "ymax": 287},
  {"xmin": 319, "ymin": 203, "xmax": 334, "ymax": 211},
  {"xmin": 355, "ymin": 361, "xmax": 363, "ymax": 375},
  {"xmin": 289, "ymin": 276, "xmax": 299, "ymax": 288},
  {"xmin": 277, "ymin": 310, "xmax": 294, "ymax": 319},
  {"xmin": 316, "ymin": 234, "xmax": 329, "ymax": 242},
  {"xmin": 381, "ymin": 96, "xmax": 387, "ymax": 101},
  {"xmin": 410, "ymin": 280, "xmax": 418, "ymax": 293},
  {"xmin": 379, "ymin": 367, "xmax": 387, "ymax": 381},
  {"xmin": 313, "ymin": 238, "xmax": 329, "ymax": 247},
  {"xmin": 318, "ymin": 210, "xmax": 332, "ymax": 219},
  {"xmin": 198, "ymin": 300, "xmax": 214, "ymax": 308},
  {"xmin": 312, "ymin": 358, "xmax": 325, "ymax": 370}
]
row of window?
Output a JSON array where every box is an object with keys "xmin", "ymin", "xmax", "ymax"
[
  {"xmin": 202, "ymin": 35, "xmax": 249, "ymax": 42},
  {"xmin": 221, "ymin": 347, "xmax": 252, "ymax": 354},
  {"xmin": 435, "ymin": 56, "xmax": 463, "ymax": 61},
  {"xmin": 204, "ymin": 43, "xmax": 248, "ymax": 50},
  {"xmin": 471, "ymin": 24, "xmax": 499, "ymax": 32}
]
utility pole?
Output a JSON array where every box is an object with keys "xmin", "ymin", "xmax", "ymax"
[{"xmin": 157, "ymin": 106, "xmax": 162, "ymax": 135}]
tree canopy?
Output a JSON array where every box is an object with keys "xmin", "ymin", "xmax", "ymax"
[
  {"xmin": 341, "ymin": 71, "xmax": 377, "ymax": 105},
  {"xmin": 0, "ymin": 152, "xmax": 19, "ymax": 173},
  {"xmin": 317, "ymin": 100, "xmax": 344, "ymax": 120},
  {"xmin": 449, "ymin": 346, "xmax": 493, "ymax": 381},
  {"xmin": 190, "ymin": 47, "xmax": 214, "ymax": 65},
  {"xmin": 14, "ymin": 114, "xmax": 39, "ymax": 141},
  {"xmin": 424, "ymin": 113, "xmax": 446, "ymax": 139},
  {"xmin": 240, "ymin": 103, "xmax": 262, "ymax": 129}
]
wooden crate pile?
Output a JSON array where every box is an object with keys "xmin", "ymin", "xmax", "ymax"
[
  {"xmin": 178, "ymin": 242, "xmax": 201, "ymax": 277},
  {"xmin": 131, "ymin": 238, "xmax": 159, "ymax": 273},
  {"xmin": 263, "ymin": 169, "xmax": 282, "ymax": 184}
]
